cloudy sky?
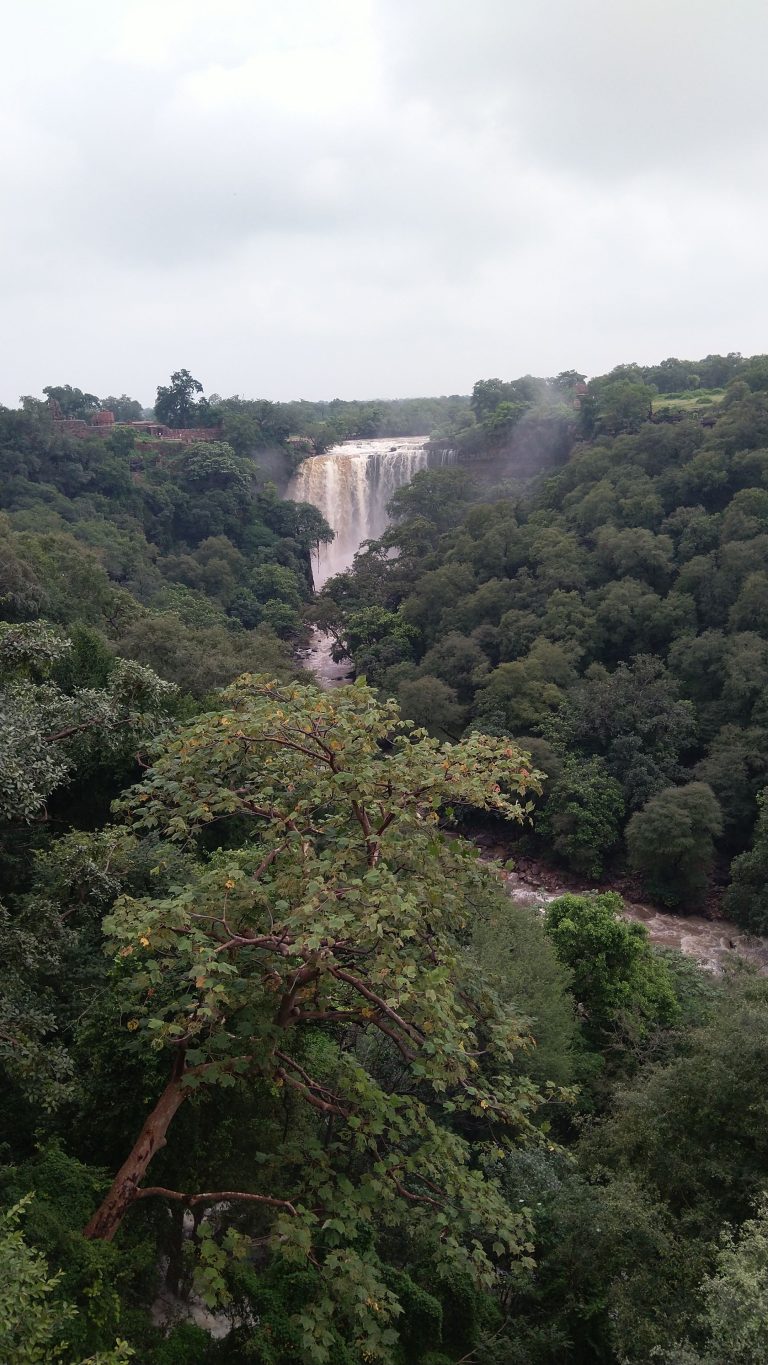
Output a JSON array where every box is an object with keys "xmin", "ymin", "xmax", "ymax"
[{"xmin": 2, "ymin": 0, "xmax": 768, "ymax": 405}]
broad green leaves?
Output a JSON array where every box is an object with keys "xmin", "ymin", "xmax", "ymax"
[{"xmin": 93, "ymin": 675, "xmax": 554, "ymax": 1360}]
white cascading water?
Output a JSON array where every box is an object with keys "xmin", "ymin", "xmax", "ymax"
[
  {"xmin": 287, "ymin": 435, "xmax": 453, "ymax": 686},
  {"xmin": 287, "ymin": 435, "xmax": 447, "ymax": 587}
]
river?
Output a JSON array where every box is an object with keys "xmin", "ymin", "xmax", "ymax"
[
  {"xmin": 498, "ymin": 856, "xmax": 768, "ymax": 975},
  {"xmin": 300, "ymin": 626, "xmax": 354, "ymax": 687}
]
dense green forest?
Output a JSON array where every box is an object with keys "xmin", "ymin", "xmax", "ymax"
[
  {"xmin": 4, "ymin": 359, "xmax": 768, "ymax": 1364},
  {"xmin": 321, "ymin": 361, "xmax": 768, "ymax": 928}
]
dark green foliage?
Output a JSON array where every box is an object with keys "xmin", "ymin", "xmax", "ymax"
[
  {"xmin": 5, "ymin": 355, "xmax": 768, "ymax": 1363},
  {"xmin": 0, "ymin": 1147, "xmax": 154, "ymax": 1359},
  {"xmin": 319, "ymin": 363, "xmax": 768, "ymax": 895},
  {"xmin": 499, "ymin": 1156, "xmax": 695, "ymax": 1364},
  {"xmin": 0, "ymin": 404, "xmax": 324, "ymax": 694},
  {"xmin": 626, "ymin": 783, "xmax": 723, "ymax": 908},
  {"xmin": 43, "ymin": 384, "xmax": 101, "ymax": 419},
  {"xmin": 538, "ymin": 756, "xmax": 625, "ymax": 878},
  {"xmin": 154, "ymin": 369, "xmax": 206, "ymax": 428},
  {"xmin": 471, "ymin": 895, "xmax": 582, "ymax": 1086},
  {"xmin": 584, "ymin": 972, "xmax": 768, "ymax": 1233},
  {"xmin": 724, "ymin": 789, "xmax": 768, "ymax": 932}
]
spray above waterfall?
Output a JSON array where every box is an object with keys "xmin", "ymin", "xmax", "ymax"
[{"xmin": 287, "ymin": 436, "xmax": 450, "ymax": 588}]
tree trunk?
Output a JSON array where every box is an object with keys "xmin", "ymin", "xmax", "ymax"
[
  {"xmin": 83, "ymin": 1076, "xmax": 188, "ymax": 1241},
  {"xmin": 164, "ymin": 1201, "xmax": 187, "ymax": 1296}
]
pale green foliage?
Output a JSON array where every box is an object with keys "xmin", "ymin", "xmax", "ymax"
[
  {"xmin": 0, "ymin": 624, "xmax": 176, "ymax": 821},
  {"xmin": 0, "ymin": 900, "xmax": 75, "ymax": 1108},
  {"xmin": 97, "ymin": 675, "xmax": 554, "ymax": 1362},
  {"xmin": 545, "ymin": 893, "xmax": 679, "ymax": 1045},
  {"xmin": 697, "ymin": 1199, "xmax": 768, "ymax": 1364},
  {"xmin": 0, "ymin": 1198, "xmax": 132, "ymax": 1364},
  {"xmin": 656, "ymin": 1198, "xmax": 768, "ymax": 1364},
  {"xmin": 0, "ymin": 619, "xmax": 71, "ymax": 674}
]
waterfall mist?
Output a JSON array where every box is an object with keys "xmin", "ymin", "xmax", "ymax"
[{"xmin": 287, "ymin": 436, "xmax": 450, "ymax": 587}]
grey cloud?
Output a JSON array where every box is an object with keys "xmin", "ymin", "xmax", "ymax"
[
  {"xmin": 1, "ymin": 0, "xmax": 768, "ymax": 404},
  {"xmin": 379, "ymin": 0, "xmax": 768, "ymax": 181}
]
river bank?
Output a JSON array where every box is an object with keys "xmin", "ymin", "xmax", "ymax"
[{"xmin": 487, "ymin": 844, "xmax": 768, "ymax": 975}]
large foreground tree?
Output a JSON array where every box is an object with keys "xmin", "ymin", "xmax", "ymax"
[{"xmin": 83, "ymin": 677, "xmax": 551, "ymax": 1361}]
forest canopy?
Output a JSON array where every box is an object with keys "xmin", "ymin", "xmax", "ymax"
[{"xmin": 4, "ymin": 355, "xmax": 768, "ymax": 1363}]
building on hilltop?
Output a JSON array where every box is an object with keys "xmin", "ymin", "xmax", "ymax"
[{"xmin": 46, "ymin": 399, "xmax": 221, "ymax": 444}]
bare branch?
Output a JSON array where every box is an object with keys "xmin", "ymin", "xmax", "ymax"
[
  {"xmin": 387, "ymin": 1174, "xmax": 443, "ymax": 1209},
  {"xmin": 134, "ymin": 1187, "xmax": 298, "ymax": 1215}
]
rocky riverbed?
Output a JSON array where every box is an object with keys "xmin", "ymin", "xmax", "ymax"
[{"xmin": 495, "ymin": 852, "xmax": 768, "ymax": 975}]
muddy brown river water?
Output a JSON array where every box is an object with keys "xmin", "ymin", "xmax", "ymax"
[{"xmin": 500, "ymin": 862, "xmax": 768, "ymax": 975}]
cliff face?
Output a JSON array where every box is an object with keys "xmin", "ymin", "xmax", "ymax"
[
  {"xmin": 436, "ymin": 413, "xmax": 576, "ymax": 489},
  {"xmin": 483, "ymin": 412, "xmax": 575, "ymax": 481}
]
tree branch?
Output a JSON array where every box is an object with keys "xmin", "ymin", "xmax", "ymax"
[
  {"xmin": 275, "ymin": 1066, "xmax": 350, "ymax": 1117},
  {"xmin": 134, "ymin": 1187, "xmax": 298, "ymax": 1215},
  {"xmin": 329, "ymin": 966, "xmax": 424, "ymax": 1045}
]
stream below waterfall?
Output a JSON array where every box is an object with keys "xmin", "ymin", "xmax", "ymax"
[
  {"xmin": 300, "ymin": 626, "xmax": 354, "ymax": 686},
  {"xmin": 290, "ymin": 438, "xmax": 768, "ymax": 978}
]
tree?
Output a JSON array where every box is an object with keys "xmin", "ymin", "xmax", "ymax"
[
  {"xmin": 42, "ymin": 385, "xmax": 101, "ymax": 420},
  {"xmin": 585, "ymin": 972, "xmax": 768, "ymax": 1236},
  {"xmin": 594, "ymin": 526, "xmax": 675, "ymax": 592},
  {"xmin": 544, "ymin": 893, "xmax": 678, "ymax": 1048},
  {"xmin": 472, "ymin": 642, "xmax": 574, "ymax": 737},
  {"xmin": 471, "ymin": 898, "xmax": 581, "ymax": 1087},
  {"xmin": 482, "ymin": 400, "xmax": 528, "ymax": 446},
  {"xmin": 396, "ymin": 674, "xmax": 465, "ymax": 740},
  {"xmin": 0, "ymin": 622, "xmax": 176, "ymax": 823},
  {"xmin": 219, "ymin": 398, "xmax": 291, "ymax": 454},
  {"xmin": 626, "ymin": 783, "xmax": 723, "ymax": 909},
  {"xmin": 540, "ymin": 755, "xmax": 625, "ymax": 878},
  {"xmin": 386, "ymin": 467, "xmax": 473, "ymax": 535},
  {"xmin": 741, "ymin": 355, "xmax": 768, "ymax": 394},
  {"xmin": 0, "ymin": 1198, "xmax": 132, "ymax": 1364},
  {"xmin": 695, "ymin": 726, "xmax": 768, "ymax": 849},
  {"xmin": 595, "ymin": 381, "xmax": 655, "ymax": 434},
  {"xmin": 552, "ymin": 369, "xmax": 587, "ymax": 394},
  {"xmin": 560, "ymin": 657, "xmax": 696, "ymax": 810},
  {"xmin": 725, "ymin": 789, "xmax": 768, "ymax": 933},
  {"xmin": 334, "ymin": 605, "xmax": 419, "ymax": 683},
  {"xmin": 0, "ymin": 899, "xmax": 75, "ymax": 1110},
  {"xmin": 154, "ymin": 370, "xmax": 206, "ymax": 428},
  {"xmin": 100, "ymin": 395, "xmax": 143, "ymax": 423},
  {"xmin": 172, "ymin": 441, "xmax": 248, "ymax": 493},
  {"xmin": 81, "ymin": 676, "xmax": 549, "ymax": 1362},
  {"xmin": 668, "ymin": 1198, "xmax": 768, "ymax": 1365},
  {"xmin": 470, "ymin": 378, "xmax": 508, "ymax": 423},
  {"xmin": 417, "ymin": 632, "xmax": 489, "ymax": 705}
]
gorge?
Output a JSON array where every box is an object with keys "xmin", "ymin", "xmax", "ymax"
[{"xmin": 289, "ymin": 438, "xmax": 768, "ymax": 979}]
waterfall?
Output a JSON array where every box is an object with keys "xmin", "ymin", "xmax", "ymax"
[{"xmin": 287, "ymin": 436, "xmax": 449, "ymax": 588}]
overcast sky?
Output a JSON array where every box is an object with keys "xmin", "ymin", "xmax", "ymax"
[{"xmin": 2, "ymin": 0, "xmax": 768, "ymax": 405}]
